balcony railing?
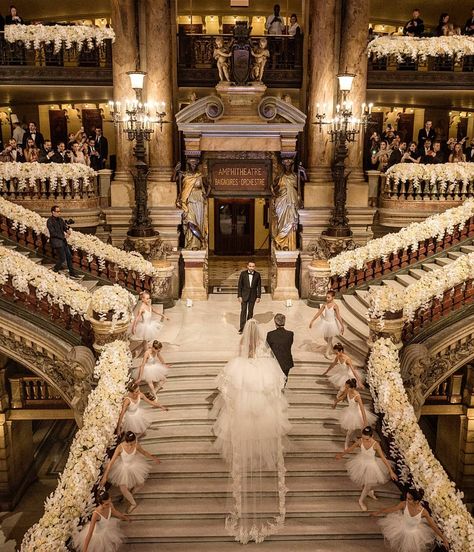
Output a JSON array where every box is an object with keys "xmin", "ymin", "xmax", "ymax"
[
  {"xmin": 0, "ymin": 175, "xmax": 97, "ymax": 202},
  {"xmin": 9, "ymin": 375, "xmax": 67, "ymax": 409},
  {"xmin": 177, "ymin": 33, "xmax": 303, "ymax": 87},
  {"xmin": 382, "ymin": 173, "xmax": 474, "ymax": 202},
  {"xmin": 369, "ymin": 55, "xmax": 474, "ymax": 73}
]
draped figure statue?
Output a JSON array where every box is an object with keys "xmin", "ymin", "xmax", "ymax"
[
  {"xmin": 173, "ymin": 158, "xmax": 209, "ymax": 250},
  {"xmin": 271, "ymin": 159, "xmax": 303, "ymax": 251}
]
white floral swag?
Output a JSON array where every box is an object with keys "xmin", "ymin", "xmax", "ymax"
[
  {"xmin": 329, "ymin": 200, "xmax": 474, "ymax": 277},
  {"xmin": 368, "ymin": 338, "xmax": 474, "ymax": 552},
  {"xmin": 90, "ymin": 284, "xmax": 137, "ymax": 327},
  {"xmin": 21, "ymin": 341, "xmax": 132, "ymax": 552},
  {"xmin": 386, "ymin": 162, "xmax": 474, "ymax": 193},
  {"xmin": 367, "ymin": 35, "xmax": 474, "ymax": 62},
  {"xmin": 0, "ymin": 162, "xmax": 95, "ymax": 192},
  {"xmin": 0, "ymin": 196, "xmax": 158, "ymax": 279},
  {"xmin": 4, "ymin": 24, "xmax": 115, "ymax": 54}
]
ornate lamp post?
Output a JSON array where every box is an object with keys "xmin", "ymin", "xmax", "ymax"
[
  {"xmin": 314, "ymin": 71, "xmax": 373, "ymax": 238},
  {"xmin": 108, "ymin": 70, "xmax": 166, "ymax": 239}
]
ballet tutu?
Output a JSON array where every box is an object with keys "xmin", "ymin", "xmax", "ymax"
[
  {"xmin": 123, "ymin": 405, "xmax": 151, "ymax": 434},
  {"xmin": 108, "ymin": 453, "xmax": 151, "ymax": 488},
  {"xmin": 313, "ymin": 317, "xmax": 340, "ymax": 340},
  {"xmin": 378, "ymin": 510, "xmax": 436, "ymax": 552},
  {"xmin": 142, "ymin": 359, "xmax": 168, "ymax": 384},
  {"xmin": 132, "ymin": 310, "xmax": 163, "ymax": 342},
  {"xmin": 339, "ymin": 400, "xmax": 377, "ymax": 431},
  {"xmin": 346, "ymin": 452, "xmax": 389, "ymax": 487},
  {"xmin": 328, "ymin": 364, "xmax": 364, "ymax": 389},
  {"xmin": 73, "ymin": 516, "xmax": 124, "ymax": 552}
]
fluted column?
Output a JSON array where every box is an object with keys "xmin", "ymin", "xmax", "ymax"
[
  {"xmin": 145, "ymin": 0, "xmax": 176, "ymax": 207},
  {"xmin": 339, "ymin": 0, "xmax": 370, "ymax": 184},
  {"xmin": 305, "ymin": 0, "xmax": 338, "ymax": 208},
  {"xmin": 111, "ymin": 0, "xmax": 138, "ymax": 182}
]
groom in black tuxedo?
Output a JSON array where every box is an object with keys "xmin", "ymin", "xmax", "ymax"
[
  {"xmin": 266, "ymin": 313, "xmax": 294, "ymax": 380},
  {"xmin": 237, "ymin": 261, "xmax": 261, "ymax": 333}
]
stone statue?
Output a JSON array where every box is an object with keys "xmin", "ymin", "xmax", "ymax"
[
  {"xmin": 213, "ymin": 37, "xmax": 231, "ymax": 82},
  {"xmin": 271, "ymin": 158, "xmax": 302, "ymax": 251},
  {"xmin": 251, "ymin": 38, "xmax": 270, "ymax": 82},
  {"xmin": 173, "ymin": 158, "xmax": 209, "ymax": 250}
]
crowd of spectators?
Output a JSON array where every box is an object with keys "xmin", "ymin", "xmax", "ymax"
[
  {"xmin": 0, "ymin": 119, "xmax": 108, "ymax": 169},
  {"xmin": 403, "ymin": 7, "xmax": 474, "ymax": 37}
]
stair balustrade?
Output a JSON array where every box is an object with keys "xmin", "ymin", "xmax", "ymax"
[
  {"xmin": 0, "ymin": 174, "xmax": 97, "ymax": 202},
  {"xmin": 9, "ymin": 375, "xmax": 67, "ymax": 408},
  {"xmin": 382, "ymin": 173, "xmax": 474, "ymax": 202}
]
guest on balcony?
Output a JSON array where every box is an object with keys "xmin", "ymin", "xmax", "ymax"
[
  {"xmin": 23, "ymin": 138, "xmax": 39, "ymax": 163},
  {"xmin": 401, "ymin": 142, "xmax": 421, "ymax": 164},
  {"xmin": 0, "ymin": 138, "xmax": 24, "ymax": 162},
  {"xmin": 381, "ymin": 125, "xmax": 396, "ymax": 145},
  {"xmin": 417, "ymin": 120, "xmax": 435, "ymax": 150},
  {"xmin": 266, "ymin": 4, "xmax": 285, "ymax": 35},
  {"xmin": 465, "ymin": 137, "xmax": 474, "ymax": 161},
  {"xmin": 10, "ymin": 114, "xmax": 25, "ymax": 145},
  {"xmin": 94, "ymin": 127, "xmax": 108, "ymax": 169},
  {"xmin": 51, "ymin": 142, "xmax": 71, "ymax": 164},
  {"xmin": 449, "ymin": 142, "xmax": 466, "ymax": 163},
  {"xmin": 463, "ymin": 8, "xmax": 474, "ymax": 35},
  {"xmin": 39, "ymin": 140, "xmax": 55, "ymax": 164},
  {"xmin": 435, "ymin": 13, "xmax": 450, "ymax": 36},
  {"xmin": 22, "ymin": 122, "xmax": 44, "ymax": 150},
  {"xmin": 403, "ymin": 8, "xmax": 425, "ymax": 37},
  {"xmin": 288, "ymin": 14, "xmax": 301, "ymax": 36},
  {"xmin": 67, "ymin": 128, "xmax": 85, "ymax": 150},
  {"xmin": 371, "ymin": 140, "xmax": 390, "ymax": 172},
  {"xmin": 423, "ymin": 141, "xmax": 445, "ymax": 164},
  {"xmin": 85, "ymin": 137, "xmax": 101, "ymax": 171},
  {"xmin": 5, "ymin": 5, "xmax": 23, "ymax": 25},
  {"xmin": 70, "ymin": 142, "xmax": 89, "ymax": 166},
  {"xmin": 387, "ymin": 141, "xmax": 407, "ymax": 169}
]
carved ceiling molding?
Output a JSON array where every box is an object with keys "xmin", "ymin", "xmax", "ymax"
[{"xmin": 400, "ymin": 316, "xmax": 474, "ymax": 418}]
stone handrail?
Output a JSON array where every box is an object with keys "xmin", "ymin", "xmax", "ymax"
[
  {"xmin": 9, "ymin": 375, "xmax": 66, "ymax": 409},
  {"xmin": 382, "ymin": 172, "xmax": 474, "ymax": 202},
  {"xmin": 327, "ymin": 200, "xmax": 474, "ymax": 292},
  {"xmin": 0, "ymin": 196, "xmax": 162, "ymax": 295}
]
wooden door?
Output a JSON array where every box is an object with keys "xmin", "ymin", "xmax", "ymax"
[
  {"xmin": 215, "ymin": 199, "xmax": 254, "ymax": 255},
  {"xmin": 397, "ymin": 112, "xmax": 415, "ymax": 143}
]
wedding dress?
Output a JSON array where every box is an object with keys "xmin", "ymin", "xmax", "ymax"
[{"xmin": 212, "ymin": 319, "xmax": 291, "ymax": 544}]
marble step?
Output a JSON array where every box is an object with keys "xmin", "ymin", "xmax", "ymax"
[
  {"xmin": 380, "ymin": 279, "xmax": 405, "ymax": 291},
  {"xmin": 434, "ymin": 257, "xmax": 454, "ymax": 266},
  {"xmin": 460, "ymin": 245, "xmax": 474, "ymax": 253},
  {"xmin": 340, "ymin": 295, "xmax": 368, "ymax": 327},
  {"xmin": 339, "ymin": 329, "xmax": 369, "ymax": 360},
  {"xmin": 125, "ymin": 494, "xmax": 397, "ymax": 520},
  {"xmin": 354, "ymin": 289, "xmax": 371, "ymax": 308},
  {"xmin": 122, "ymin": 516, "xmax": 391, "ymax": 543},
  {"xmin": 448, "ymin": 251, "xmax": 465, "ymax": 260},
  {"xmin": 394, "ymin": 274, "xmax": 418, "ymax": 287},
  {"xmin": 408, "ymin": 267, "xmax": 427, "ymax": 279},
  {"xmin": 123, "ymin": 540, "xmax": 392, "ymax": 552},
  {"xmin": 335, "ymin": 301, "xmax": 369, "ymax": 341},
  {"xmin": 421, "ymin": 262, "xmax": 441, "ymax": 272}
]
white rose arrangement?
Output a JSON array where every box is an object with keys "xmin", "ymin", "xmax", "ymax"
[
  {"xmin": 0, "ymin": 162, "xmax": 95, "ymax": 192},
  {"xmin": 329, "ymin": 200, "xmax": 474, "ymax": 277},
  {"xmin": 368, "ymin": 338, "xmax": 474, "ymax": 552},
  {"xmin": 367, "ymin": 35, "xmax": 474, "ymax": 63},
  {"xmin": 4, "ymin": 24, "xmax": 115, "ymax": 54},
  {"xmin": 90, "ymin": 284, "xmax": 137, "ymax": 328},
  {"xmin": 386, "ymin": 162, "xmax": 474, "ymax": 193},
  {"xmin": 21, "ymin": 341, "xmax": 132, "ymax": 552}
]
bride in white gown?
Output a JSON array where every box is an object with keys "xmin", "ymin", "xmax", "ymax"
[{"xmin": 212, "ymin": 319, "xmax": 291, "ymax": 544}]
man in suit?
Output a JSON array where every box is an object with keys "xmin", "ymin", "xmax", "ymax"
[
  {"xmin": 94, "ymin": 127, "xmax": 108, "ymax": 169},
  {"xmin": 86, "ymin": 137, "xmax": 102, "ymax": 171},
  {"xmin": 51, "ymin": 142, "xmax": 71, "ymax": 163},
  {"xmin": 465, "ymin": 138, "xmax": 474, "ymax": 162},
  {"xmin": 0, "ymin": 138, "xmax": 25, "ymax": 162},
  {"xmin": 403, "ymin": 8, "xmax": 424, "ymax": 37},
  {"xmin": 22, "ymin": 121, "xmax": 44, "ymax": 150},
  {"xmin": 237, "ymin": 261, "xmax": 261, "ymax": 334},
  {"xmin": 39, "ymin": 140, "xmax": 55, "ymax": 163},
  {"xmin": 266, "ymin": 313, "xmax": 294, "ymax": 382},
  {"xmin": 386, "ymin": 141, "xmax": 406, "ymax": 169},
  {"xmin": 417, "ymin": 121, "xmax": 436, "ymax": 150},
  {"xmin": 424, "ymin": 141, "xmax": 445, "ymax": 164},
  {"xmin": 46, "ymin": 205, "xmax": 80, "ymax": 278}
]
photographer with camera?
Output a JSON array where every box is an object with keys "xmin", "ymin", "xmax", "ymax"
[{"xmin": 46, "ymin": 206, "xmax": 80, "ymax": 279}]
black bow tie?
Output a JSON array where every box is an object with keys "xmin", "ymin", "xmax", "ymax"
[{"xmin": 248, "ymin": 271, "xmax": 254, "ymax": 275}]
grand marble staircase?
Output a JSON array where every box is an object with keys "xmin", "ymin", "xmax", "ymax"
[{"xmin": 120, "ymin": 357, "xmax": 399, "ymax": 551}]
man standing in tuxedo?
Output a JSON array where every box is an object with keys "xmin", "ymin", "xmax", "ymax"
[
  {"xmin": 237, "ymin": 261, "xmax": 261, "ymax": 334},
  {"xmin": 266, "ymin": 313, "xmax": 294, "ymax": 383},
  {"xmin": 22, "ymin": 121, "xmax": 44, "ymax": 150},
  {"xmin": 417, "ymin": 120, "xmax": 436, "ymax": 150}
]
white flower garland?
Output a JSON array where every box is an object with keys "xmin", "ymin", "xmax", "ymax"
[
  {"xmin": 368, "ymin": 252, "xmax": 474, "ymax": 321},
  {"xmin": 21, "ymin": 341, "xmax": 132, "ymax": 552},
  {"xmin": 367, "ymin": 338, "xmax": 474, "ymax": 552},
  {"xmin": 386, "ymin": 162, "xmax": 474, "ymax": 193},
  {"xmin": 4, "ymin": 24, "xmax": 115, "ymax": 54},
  {"xmin": 0, "ymin": 197, "xmax": 158, "ymax": 279},
  {"xmin": 0, "ymin": 162, "xmax": 95, "ymax": 192},
  {"xmin": 329, "ymin": 200, "xmax": 474, "ymax": 277},
  {"xmin": 367, "ymin": 35, "xmax": 474, "ymax": 62},
  {"xmin": 90, "ymin": 285, "xmax": 136, "ymax": 327}
]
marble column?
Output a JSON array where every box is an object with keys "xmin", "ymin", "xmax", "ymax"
[
  {"xmin": 339, "ymin": 0, "xmax": 370, "ymax": 187},
  {"xmin": 305, "ymin": 0, "xmax": 338, "ymax": 208},
  {"xmin": 110, "ymin": 0, "xmax": 138, "ymax": 183},
  {"xmin": 145, "ymin": 0, "xmax": 176, "ymax": 208}
]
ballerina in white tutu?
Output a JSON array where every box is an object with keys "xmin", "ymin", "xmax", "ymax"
[
  {"xmin": 100, "ymin": 431, "xmax": 161, "ymax": 513},
  {"xmin": 333, "ymin": 378, "xmax": 377, "ymax": 448},
  {"xmin": 212, "ymin": 318, "xmax": 291, "ymax": 544},
  {"xmin": 336, "ymin": 426, "xmax": 397, "ymax": 511},
  {"xmin": 309, "ymin": 290, "xmax": 345, "ymax": 358},
  {"xmin": 117, "ymin": 382, "xmax": 168, "ymax": 437},
  {"xmin": 323, "ymin": 342, "xmax": 364, "ymax": 390},
  {"xmin": 73, "ymin": 491, "xmax": 129, "ymax": 552},
  {"xmin": 371, "ymin": 488, "xmax": 449, "ymax": 551},
  {"xmin": 135, "ymin": 340, "xmax": 170, "ymax": 399},
  {"xmin": 130, "ymin": 291, "xmax": 170, "ymax": 343}
]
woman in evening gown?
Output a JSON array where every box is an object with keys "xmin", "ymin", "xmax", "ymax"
[{"xmin": 212, "ymin": 319, "xmax": 291, "ymax": 544}]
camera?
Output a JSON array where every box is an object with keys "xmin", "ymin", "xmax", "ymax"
[{"xmin": 65, "ymin": 218, "xmax": 75, "ymax": 226}]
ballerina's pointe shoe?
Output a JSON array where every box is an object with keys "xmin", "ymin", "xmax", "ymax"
[
  {"xmin": 359, "ymin": 500, "xmax": 368, "ymax": 511},
  {"xmin": 127, "ymin": 503, "xmax": 138, "ymax": 514},
  {"xmin": 368, "ymin": 491, "xmax": 378, "ymax": 500}
]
